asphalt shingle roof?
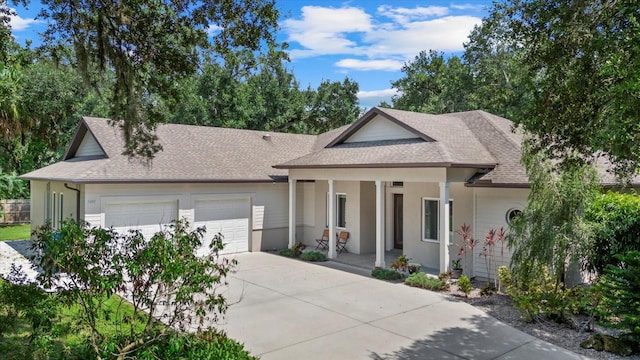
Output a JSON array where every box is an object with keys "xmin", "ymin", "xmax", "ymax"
[
  {"xmin": 22, "ymin": 107, "xmax": 633, "ymax": 187},
  {"xmin": 21, "ymin": 118, "xmax": 317, "ymax": 183}
]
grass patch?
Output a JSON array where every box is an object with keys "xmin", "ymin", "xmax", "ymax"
[
  {"xmin": 300, "ymin": 251, "xmax": 327, "ymax": 262},
  {"xmin": 405, "ymin": 272, "xmax": 448, "ymax": 291},
  {"xmin": 371, "ymin": 268, "xmax": 403, "ymax": 281},
  {"xmin": 0, "ymin": 224, "xmax": 30, "ymax": 241}
]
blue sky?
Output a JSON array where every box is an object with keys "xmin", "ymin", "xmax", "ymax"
[{"xmin": 8, "ymin": 0, "xmax": 491, "ymax": 108}]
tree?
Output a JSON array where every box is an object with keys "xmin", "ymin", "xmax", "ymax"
[
  {"xmin": 303, "ymin": 77, "xmax": 360, "ymax": 134},
  {"xmin": 33, "ymin": 0, "xmax": 279, "ymax": 159},
  {"xmin": 462, "ymin": 11, "xmax": 529, "ymax": 120},
  {"xmin": 390, "ymin": 50, "xmax": 472, "ymax": 114},
  {"xmin": 32, "ymin": 218, "xmax": 237, "ymax": 359},
  {"xmin": 492, "ymin": 1, "xmax": 640, "ymax": 178},
  {"xmin": 507, "ymin": 142, "xmax": 599, "ymax": 286}
]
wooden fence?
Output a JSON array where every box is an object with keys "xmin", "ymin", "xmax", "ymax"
[{"xmin": 0, "ymin": 199, "xmax": 30, "ymax": 224}]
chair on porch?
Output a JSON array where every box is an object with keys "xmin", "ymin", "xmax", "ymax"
[
  {"xmin": 315, "ymin": 228, "xmax": 329, "ymax": 250},
  {"xmin": 336, "ymin": 231, "xmax": 349, "ymax": 253}
]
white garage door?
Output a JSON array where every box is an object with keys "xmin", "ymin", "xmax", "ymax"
[
  {"xmin": 105, "ymin": 200, "xmax": 178, "ymax": 239},
  {"xmin": 194, "ymin": 198, "xmax": 250, "ymax": 255}
]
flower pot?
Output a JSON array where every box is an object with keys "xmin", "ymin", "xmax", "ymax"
[{"xmin": 451, "ymin": 269, "xmax": 463, "ymax": 279}]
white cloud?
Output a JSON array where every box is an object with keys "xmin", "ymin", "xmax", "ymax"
[
  {"xmin": 7, "ymin": 8, "xmax": 41, "ymax": 31},
  {"xmin": 283, "ymin": 4, "xmax": 482, "ymax": 65},
  {"xmin": 207, "ymin": 24, "xmax": 222, "ymax": 35},
  {"xmin": 364, "ymin": 15, "xmax": 481, "ymax": 57},
  {"xmin": 451, "ymin": 3, "xmax": 487, "ymax": 11},
  {"xmin": 335, "ymin": 58, "xmax": 404, "ymax": 71},
  {"xmin": 357, "ymin": 88, "xmax": 399, "ymax": 108},
  {"xmin": 377, "ymin": 5, "xmax": 449, "ymax": 24},
  {"xmin": 282, "ymin": 6, "xmax": 371, "ymax": 58}
]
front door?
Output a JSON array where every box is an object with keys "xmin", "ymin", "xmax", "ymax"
[{"xmin": 393, "ymin": 194, "xmax": 403, "ymax": 249}]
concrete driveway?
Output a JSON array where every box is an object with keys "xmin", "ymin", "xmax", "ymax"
[{"xmin": 218, "ymin": 252, "xmax": 589, "ymax": 360}]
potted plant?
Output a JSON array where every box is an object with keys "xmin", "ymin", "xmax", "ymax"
[{"xmin": 451, "ymin": 258, "xmax": 463, "ymax": 279}]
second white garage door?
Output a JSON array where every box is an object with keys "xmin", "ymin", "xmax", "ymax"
[{"xmin": 194, "ymin": 198, "xmax": 250, "ymax": 255}]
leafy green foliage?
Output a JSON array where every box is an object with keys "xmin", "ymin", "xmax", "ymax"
[
  {"xmin": 405, "ymin": 272, "xmax": 448, "ymax": 291},
  {"xmin": 126, "ymin": 330, "xmax": 257, "ymax": 360},
  {"xmin": 599, "ymin": 251, "xmax": 640, "ymax": 345},
  {"xmin": 507, "ymin": 147, "xmax": 599, "ymax": 286},
  {"xmin": 38, "ymin": 0, "xmax": 280, "ymax": 159},
  {"xmin": 492, "ymin": 1, "xmax": 640, "ymax": 178},
  {"xmin": 391, "ymin": 50, "xmax": 472, "ymax": 114},
  {"xmin": 279, "ymin": 242, "xmax": 305, "ymax": 258},
  {"xmin": 300, "ymin": 251, "xmax": 327, "ymax": 262},
  {"xmin": 390, "ymin": 254, "xmax": 410, "ymax": 272},
  {"xmin": 498, "ymin": 265, "xmax": 512, "ymax": 292},
  {"xmin": 507, "ymin": 265, "xmax": 598, "ymax": 324},
  {"xmin": 457, "ymin": 275, "xmax": 472, "ymax": 297},
  {"xmin": 31, "ymin": 218, "xmax": 237, "ymax": 358},
  {"xmin": 585, "ymin": 192, "xmax": 640, "ymax": 274},
  {"xmin": 0, "ymin": 266, "xmax": 60, "ymax": 352},
  {"xmin": 0, "ymin": 170, "xmax": 28, "ymax": 199},
  {"xmin": 371, "ymin": 268, "xmax": 403, "ymax": 281}
]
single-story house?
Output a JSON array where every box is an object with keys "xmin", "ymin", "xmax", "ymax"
[{"xmin": 21, "ymin": 107, "xmax": 627, "ymax": 278}]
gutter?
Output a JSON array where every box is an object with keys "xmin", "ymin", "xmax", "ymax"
[{"xmin": 64, "ymin": 183, "xmax": 81, "ymax": 221}]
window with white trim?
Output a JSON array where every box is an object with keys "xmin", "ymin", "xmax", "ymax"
[{"xmin": 422, "ymin": 198, "xmax": 453, "ymax": 242}]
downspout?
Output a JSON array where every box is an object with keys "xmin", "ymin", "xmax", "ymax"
[{"xmin": 64, "ymin": 183, "xmax": 81, "ymax": 221}]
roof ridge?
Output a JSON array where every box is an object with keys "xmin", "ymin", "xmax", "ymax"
[{"xmin": 475, "ymin": 111, "xmax": 521, "ymax": 151}]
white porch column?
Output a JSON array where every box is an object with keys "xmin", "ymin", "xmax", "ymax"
[
  {"xmin": 288, "ymin": 177, "xmax": 296, "ymax": 249},
  {"xmin": 375, "ymin": 180, "xmax": 385, "ymax": 268},
  {"xmin": 328, "ymin": 179, "xmax": 337, "ymax": 259},
  {"xmin": 439, "ymin": 181, "xmax": 451, "ymax": 273}
]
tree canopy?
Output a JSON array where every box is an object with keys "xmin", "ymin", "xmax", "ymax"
[{"xmin": 390, "ymin": 1, "xmax": 640, "ymax": 179}]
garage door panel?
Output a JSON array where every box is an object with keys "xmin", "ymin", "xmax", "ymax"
[
  {"xmin": 194, "ymin": 198, "xmax": 250, "ymax": 256},
  {"xmin": 105, "ymin": 200, "xmax": 178, "ymax": 239}
]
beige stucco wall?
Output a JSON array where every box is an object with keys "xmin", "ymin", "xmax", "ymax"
[
  {"xmin": 29, "ymin": 180, "xmax": 83, "ymax": 236},
  {"xmin": 393, "ymin": 182, "xmax": 475, "ymax": 271},
  {"xmin": 473, "ymin": 187, "xmax": 529, "ymax": 280},
  {"xmin": 302, "ymin": 180, "xmax": 365, "ymax": 254},
  {"xmin": 359, "ymin": 181, "xmax": 376, "ymax": 253}
]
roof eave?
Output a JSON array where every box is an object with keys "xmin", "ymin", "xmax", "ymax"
[{"xmin": 274, "ymin": 162, "xmax": 497, "ymax": 170}]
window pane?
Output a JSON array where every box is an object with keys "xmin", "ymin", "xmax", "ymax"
[
  {"xmin": 337, "ymin": 194, "xmax": 347, "ymax": 228},
  {"xmin": 424, "ymin": 199, "xmax": 438, "ymax": 240}
]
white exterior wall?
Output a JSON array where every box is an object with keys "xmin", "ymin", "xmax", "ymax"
[
  {"xmin": 82, "ymin": 182, "xmax": 291, "ymax": 251},
  {"xmin": 75, "ymin": 133, "xmax": 103, "ymax": 157},
  {"xmin": 473, "ymin": 187, "xmax": 529, "ymax": 280},
  {"xmin": 29, "ymin": 180, "xmax": 83, "ymax": 236},
  {"xmin": 344, "ymin": 115, "xmax": 418, "ymax": 143}
]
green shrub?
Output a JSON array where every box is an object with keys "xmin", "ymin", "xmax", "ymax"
[
  {"xmin": 507, "ymin": 264, "xmax": 598, "ymax": 323},
  {"xmin": 457, "ymin": 275, "xmax": 472, "ymax": 297},
  {"xmin": 585, "ymin": 191, "xmax": 640, "ymax": 273},
  {"xmin": 300, "ymin": 251, "xmax": 326, "ymax": 262},
  {"xmin": 280, "ymin": 242, "xmax": 305, "ymax": 258},
  {"xmin": 103, "ymin": 329, "xmax": 256, "ymax": 360},
  {"xmin": 279, "ymin": 248, "xmax": 296, "ymax": 257},
  {"xmin": 371, "ymin": 268, "xmax": 403, "ymax": 281},
  {"xmin": 405, "ymin": 272, "xmax": 448, "ymax": 291},
  {"xmin": 498, "ymin": 265, "xmax": 512, "ymax": 292},
  {"xmin": 599, "ymin": 251, "xmax": 640, "ymax": 345}
]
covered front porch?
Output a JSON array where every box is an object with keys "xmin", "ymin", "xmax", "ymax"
[
  {"xmin": 322, "ymin": 248, "xmax": 439, "ymax": 276},
  {"xmin": 286, "ymin": 167, "xmax": 474, "ymax": 274}
]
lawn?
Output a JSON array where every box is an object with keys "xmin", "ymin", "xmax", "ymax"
[
  {"xmin": 0, "ymin": 224, "xmax": 30, "ymax": 241},
  {"xmin": 0, "ymin": 285, "xmax": 148, "ymax": 360}
]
